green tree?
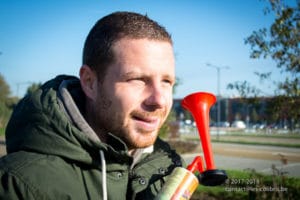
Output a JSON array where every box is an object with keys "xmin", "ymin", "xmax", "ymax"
[
  {"xmin": 0, "ymin": 73, "xmax": 10, "ymax": 102},
  {"xmin": 228, "ymin": 0, "xmax": 300, "ymax": 129},
  {"xmin": 243, "ymin": 0, "xmax": 299, "ymax": 95},
  {"xmin": 0, "ymin": 74, "xmax": 18, "ymax": 128},
  {"xmin": 245, "ymin": 0, "xmax": 300, "ymax": 77}
]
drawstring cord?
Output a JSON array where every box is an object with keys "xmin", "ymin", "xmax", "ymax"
[{"xmin": 100, "ymin": 150, "xmax": 107, "ymax": 200}]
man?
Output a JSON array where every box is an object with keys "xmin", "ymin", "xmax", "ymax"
[{"xmin": 0, "ymin": 11, "xmax": 184, "ymax": 199}]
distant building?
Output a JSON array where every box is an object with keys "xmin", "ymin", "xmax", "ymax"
[{"xmin": 172, "ymin": 97, "xmax": 291, "ymax": 128}]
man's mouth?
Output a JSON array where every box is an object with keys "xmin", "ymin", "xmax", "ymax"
[{"xmin": 132, "ymin": 114, "xmax": 160, "ymax": 132}]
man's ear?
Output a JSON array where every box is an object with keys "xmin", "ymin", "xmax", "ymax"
[{"xmin": 79, "ymin": 65, "xmax": 98, "ymax": 101}]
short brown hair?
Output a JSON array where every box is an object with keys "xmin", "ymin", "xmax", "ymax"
[{"xmin": 82, "ymin": 11, "xmax": 173, "ymax": 80}]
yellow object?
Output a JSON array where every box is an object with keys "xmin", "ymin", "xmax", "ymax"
[{"xmin": 156, "ymin": 167, "xmax": 199, "ymax": 200}]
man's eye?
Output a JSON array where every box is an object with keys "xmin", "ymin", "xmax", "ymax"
[
  {"xmin": 163, "ymin": 79, "xmax": 174, "ymax": 85},
  {"xmin": 128, "ymin": 78, "xmax": 146, "ymax": 83}
]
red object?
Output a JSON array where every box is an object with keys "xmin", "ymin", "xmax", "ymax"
[
  {"xmin": 182, "ymin": 92, "xmax": 216, "ymax": 170},
  {"xmin": 186, "ymin": 156, "xmax": 204, "ymax": 173}
]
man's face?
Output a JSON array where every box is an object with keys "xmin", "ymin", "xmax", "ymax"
[{"xmin": 94, "ymin": 38, "xmax": 175, "ymax": 150}]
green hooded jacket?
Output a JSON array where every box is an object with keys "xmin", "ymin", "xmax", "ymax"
[{"xmin": 0, "ymin": 75, "xmax": 184, "ymax": 200}]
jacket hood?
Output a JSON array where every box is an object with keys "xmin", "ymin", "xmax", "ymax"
[{"xmin": 5, "ymin": 75, "xmax": 107, "ymax": 164}]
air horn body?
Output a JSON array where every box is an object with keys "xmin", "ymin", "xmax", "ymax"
[
  {"xmin": 156, "ymin": 92, "xmax": 227, "ymax": 200},
  {"xmin": 182, "ymin": 92, "xmax": 227, "ymax": 186}
]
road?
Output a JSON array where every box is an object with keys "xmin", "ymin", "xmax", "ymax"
[{"xmin": 182, "ymin": 143, "xmax": 300, "ymax": 177}]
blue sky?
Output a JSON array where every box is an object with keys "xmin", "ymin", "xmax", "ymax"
[{"xmin": 0, "ymin": 0, "xmax": 296, "ymax": 98}]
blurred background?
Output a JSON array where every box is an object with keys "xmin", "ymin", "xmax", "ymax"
[{"xmin": 0, "ymin": 1, "xmax": 299, "ymax": 199}]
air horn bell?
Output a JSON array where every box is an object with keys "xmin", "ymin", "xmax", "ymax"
[{"xmin": 181, "ymin": 92, "xmax": 227, "ymax": 186}]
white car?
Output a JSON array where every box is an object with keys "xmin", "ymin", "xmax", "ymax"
[{"xmin": 231, "ymin": 121, "xmax": 246, "ymax": 129}]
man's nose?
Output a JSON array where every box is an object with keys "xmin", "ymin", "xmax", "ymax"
[{"xmin": 144, "ymin": 84, "xmax": 168, "ymax": 109}]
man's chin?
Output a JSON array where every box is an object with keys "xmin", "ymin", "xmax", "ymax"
[{"xmin": 126, "ymin": 135, "xmax": 157, "ymax": 150}]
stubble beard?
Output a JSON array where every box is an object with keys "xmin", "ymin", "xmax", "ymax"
[{"xmin": 93, "ymin": 97, "xmax": 168, "ymax": 150}]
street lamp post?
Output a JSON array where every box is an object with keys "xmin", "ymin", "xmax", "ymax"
[{"xmin": 206, "ymin": 63, "xmax": 230, "ymax": 140}]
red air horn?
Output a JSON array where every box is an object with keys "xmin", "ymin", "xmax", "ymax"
[{"xmin": 182, "ymin": 92, "xmax": 227, "ymax": 186}]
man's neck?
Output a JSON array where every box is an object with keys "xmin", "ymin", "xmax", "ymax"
[{"xmin": 84, "ymin": 101, "xmax": 108, "ymax": 143}]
